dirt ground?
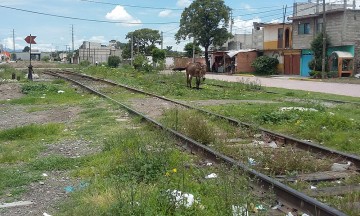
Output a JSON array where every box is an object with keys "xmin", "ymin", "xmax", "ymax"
[{"xmin": 0, "ymin": 82, "xmax": 100, "ymax": 216}]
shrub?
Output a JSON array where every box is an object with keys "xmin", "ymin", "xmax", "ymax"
[
  {"xmin": 251, "ymin": 56, "xmax": 279, "ymax": 75},
  {"xmin": 79, "ymin": 60, "xmax": 91, "ymax": 67},
  {"xmin": 108, "ymin": 56, "xmax": 121, "ymax": 68},
  {"xmin": 133, "ymin": 54, "xmax": 153, "ymax": 72},
  {"xmin": 41, "ymin": 56, "xmax": 50, "ymax": 62}
]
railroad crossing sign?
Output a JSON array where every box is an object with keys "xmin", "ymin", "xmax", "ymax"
[{"xmin": 24, "ymin": 35, "xmax": 37, "ymax": 44}]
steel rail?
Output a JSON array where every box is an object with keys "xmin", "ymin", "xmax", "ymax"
[
  {"xmin": 45, "ymin": 70, "xmax": 347, "ymax": 216},
  {"xmin": 55, "ymin": 70, "xmax": 360, "ymax": 167}
]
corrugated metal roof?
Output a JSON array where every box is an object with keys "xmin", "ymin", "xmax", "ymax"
[{"xmin": 331, "ymin": 51, "xmax": 353, "ymax": 58}]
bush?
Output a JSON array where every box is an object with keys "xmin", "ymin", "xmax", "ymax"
[
  {"xmin": 251, "ymin": 56, "xmax": 279, "ymax": 75},
  {"xmin": 133, "ymin": 54, "xmax": 153, "ymax": 72},
  {"xmin": 108, "ymin": 56, "xmax": 121, "ymax": 68},
  {"xmin": 79, "ymin": 60, "xmax": 91, "ymax": 67},
  {"xmin": 41, "ymin": 56, "xmax": 50, "ymax": 62}
]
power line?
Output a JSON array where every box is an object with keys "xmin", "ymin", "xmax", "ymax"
[
  {"xmin": 79, "ymin": 0, "xmax": 183, "ymax": 10},
  {"xmin": 0, "ymin": 4, "xmax": 179, "ymax": 25}
]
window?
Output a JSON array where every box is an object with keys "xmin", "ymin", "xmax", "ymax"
[
  {"xmin": 278, "ymin": 28, "xmax": 283, "ymax": 48},
  {"xmin": 298, "ymin": 23, "xmax": 310, "ymax": 34},
  {"xmin": 316, "ymin": 23, "xmax": 323, "ymax": 33}
]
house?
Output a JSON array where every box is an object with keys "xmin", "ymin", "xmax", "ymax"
[
  {"xmin": 253, "ymin": 22, "xmax": 301, "ymax": 75},
  {"xmin": 78, "ymin": 41, "xmax": 122, "ymax": 64},
  {"xmin": 291, "ymin": 1, "xmax": 360, "ymax": 76}
]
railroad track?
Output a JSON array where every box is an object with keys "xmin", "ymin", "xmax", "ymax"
[{"xmin": 43, "ymin": 69, "xmax": 359, "ymax": 215}]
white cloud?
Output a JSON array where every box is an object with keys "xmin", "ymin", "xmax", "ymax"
[
  {"xmin": 159, "ymin": 10, "xmax": 172, "ymax": 17},
  {"xmin": 233, "ymin": 17, "xmax": 261, "ymax": 34},
  {"xmin": 89, "ymin": 36, "xmax": 107, "ymax": 43},
  {"xmin": 105, "ymin": 6, "xmax": 142, "ymax": 26},
  {"xmin": 177, "ymin": 0, "xmax": 191, "ymax": 8},
  {"xmin": 240, "ymin": 3, "xmax": 255, "ymax": 12}
]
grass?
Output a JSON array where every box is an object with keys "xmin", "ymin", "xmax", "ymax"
[{"xmin": 58, "ymin": 129, "xmax": 273, "ymax": 215}]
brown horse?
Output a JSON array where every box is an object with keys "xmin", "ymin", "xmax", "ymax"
[{"xmin": 186, "ymin": 62, "xmax": 206, "ymax": 89}]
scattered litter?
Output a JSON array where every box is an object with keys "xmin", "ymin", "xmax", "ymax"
[
  {"xmin": 286, "ymin": 212, "xmax": 294, "ymax": 216},
  {"xmin": 253, "ymin": 140, "xmax": 265, "ymax": 145},
  {"xmin": 65, "ymin": 182, "xmax": 90, "ymax": 193},
  {"xmin": 0, "ymin": 201, "xmax": 34, "ymax": 208},
  {"xmin": 232, "ymin": 205, "xmax": 248, "ymax": 216},
  {"xmin": 205, "ymin": 173, "xmax": 218, "ymax": 179},
  {"xmin": 271, "ymin": 202, "xmax": 282, "ymax": 210},
  {"xmin": 42, "ymin": 173, "xmax": 48, "ymax": 177},
  {"xmin": 57, "ymin": 90, "xmax": 65, "ymax": 93},
  {"xmin": 43, "ymin": 213, "xmax": 52, "ymax": 216},
  {"xmin": 331, "ymin": 162, "xmax": 351, "ymax": 172},
  {"xmin": 256, "ymin": 204, "xmax": 265, "ymax": 211},
  {"xmin": 329, "ymin": 112, "xmax": 335, "ymax": 115},
  {"xmin": 39, "ymin": 181, "xmax": 45, "ymax": 185},
  {"xmin": 206, "ymin": 162, "xmax": 213, "ymax": 166},
  {"xmin": 254, "ymin": 134, "xmax": 262, "ymax": 138},
  {"xmin": 248, "ymin": 157, "xmax": 256, "ymax": 166},
  {"xmin": 40, "ymin": 96, "xmax": 46, "ymax": 99},
  {"xmin": 310, "ymin": 185, "xmax": 317, "ymax": 190},
  {"xmin": 336, "ymin": 180, "xmax": 342, "ymax": 184},
  {"xmin": 355, "ymin": 73, "xmax": 360, "ymax": 79},
  {"xmin": 302, "ymin": 214, "xmax": 310, "ymax": 216},
  {"xmin": 280, "ymin": 107, "xmax": 318, "ymax": 112},
  {"xmin": 268, "ymin": 141, "xmax": 278, "ymax": 148},
  {"xmin": 168, "ymin": 190, "xmax": 199, "ymax": 208},
  {"xmin": 65, "ymin": 186, "xmax": 75, "ymax": 193}
]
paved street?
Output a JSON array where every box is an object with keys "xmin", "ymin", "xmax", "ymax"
[{"xmin": 205, "ymin": 74, "xmax": 360, "ymax": 98}]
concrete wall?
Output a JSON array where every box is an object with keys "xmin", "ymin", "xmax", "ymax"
[
  {"xmin": 226, "ymin": 34, "xmax": 253, "ymax": 50},
  {"xmin": 252, "ymin": 28, "xmax": 264, "ymax": 50}
]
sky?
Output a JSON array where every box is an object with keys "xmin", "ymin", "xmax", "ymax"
[{"xmin": 0, "ymin": 0, "xmax": 358, "ymax": 52}]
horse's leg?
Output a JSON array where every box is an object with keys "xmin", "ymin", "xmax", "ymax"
[
  {"xmin": 189, "ymin": 75, "xmax": 192, "ymax": 88},
  {"xmin": 186, "ymin": 74, "xmax": 190, "ymax": 87},
  {"xmin": 196, "ymin": 77, "xmax": 200, "ymax": 89}
]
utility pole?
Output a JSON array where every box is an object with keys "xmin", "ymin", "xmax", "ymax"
[
  {"xmin": 161, "ymin": 31, "xmax": 163, "ymax": 50},
  {"xmin": 72, "ymin": 24, "xmax": 74, "ymax": 52},
  {"xmin": 12, "ymin": 29, "xmax": 15, "ymax": 60},
  {"xmin": 192, "ymin": 37, "xmax": 195, "ymax": 63},
  {"xmin": 230, "ymin": 9, "xmax": 233, "ymax": 34},
  {"xmin": 321, "ymin": 0, "xmax": 327, "ymax": 78},
  {"xmin": 131, "ymin": 34, "xmax": 134, "ymax": 66}
]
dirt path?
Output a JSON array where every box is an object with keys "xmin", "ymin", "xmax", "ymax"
[{"xmin": 205, "ymin": 74, "xmax": 360, "ymax": 98}]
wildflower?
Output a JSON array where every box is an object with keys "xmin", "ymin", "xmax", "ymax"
[
  {"xmin": 165, "ymin": 172, "xmax": 170, "ymax": 177},
  {"xmin": 172, "ymin": 168, "xmax": 177, "ymax": 173}
]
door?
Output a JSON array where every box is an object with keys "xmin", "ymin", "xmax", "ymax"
[
  {"xmin": 301, "ymin": 54, "xmax": 313, "ymax": 76},
  {"xmin": 284, "ymin": 54, "xmax": 300, "ymax": 75}
]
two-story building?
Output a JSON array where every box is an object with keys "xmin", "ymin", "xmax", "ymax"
[
  {"xmin": 78, "ymin": 41, "xmax": 122, "ymax": 64},
  {"xmin": 291, "ymin": 1, "xmax": 360, "ymax": 76},
  {"xmin": 253, "ymin": 22, "xmax": 301, "ymax": 75}
]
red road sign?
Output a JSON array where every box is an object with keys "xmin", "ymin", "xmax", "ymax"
[{"xmin": 25, "ymin": 36, "xmax": 37, "ymax": 44}]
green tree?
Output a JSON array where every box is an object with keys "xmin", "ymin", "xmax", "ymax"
[
  {"xmin": 23, "ymin": 46, "xmax": 30, "ymax": 52},
  {"xmin": 108, "ymin": 56, "xmax": 121, "ymax": 68},
  {"xmin": 184, "ymin": 42, "xmax": 202, "ymax": 58},
  {"xmin": 175, "ymin": 0, "xmax": 232, "ymax": 71},
  {"xmin": 151, "ymin": 48, "xmax": 166, "ymax": 68},
  {"xmin": 125, "ymin": 28, "xmax": 161, "ymax": 56},
  {"xmin": 309, "ymin": 32, "xmax": 331, "ymax": 72}
]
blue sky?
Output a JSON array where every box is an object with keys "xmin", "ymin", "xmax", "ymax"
[{"xmin": 0, "ymin": 0, "xmax": 356, "ymax": 52}]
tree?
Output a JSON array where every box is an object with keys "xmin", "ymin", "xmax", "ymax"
[
  {"xmin": 23, "ymin": 46, "xmax": 30, "ymax": 52},
  {"xmin": 175, "ymin": 0, "xmax": 232, "ymax": 71},
  {"xmin": 125, "ymin": 28, "xmax": 161, "ymax": 56},
  {"xmin": 184, "ymin": 42, "xmax": 202, "ymax": 58},
  {"xmin": 108, "ymin": 56, "xmax": 121, "ymax": 68},
  {"xmin": 309, "ymin": 32, "xmax": 331, "ymax": 72},
  {"xmin": 151, "ymin": 47, "xmax": 166, "ymax": 67}
]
